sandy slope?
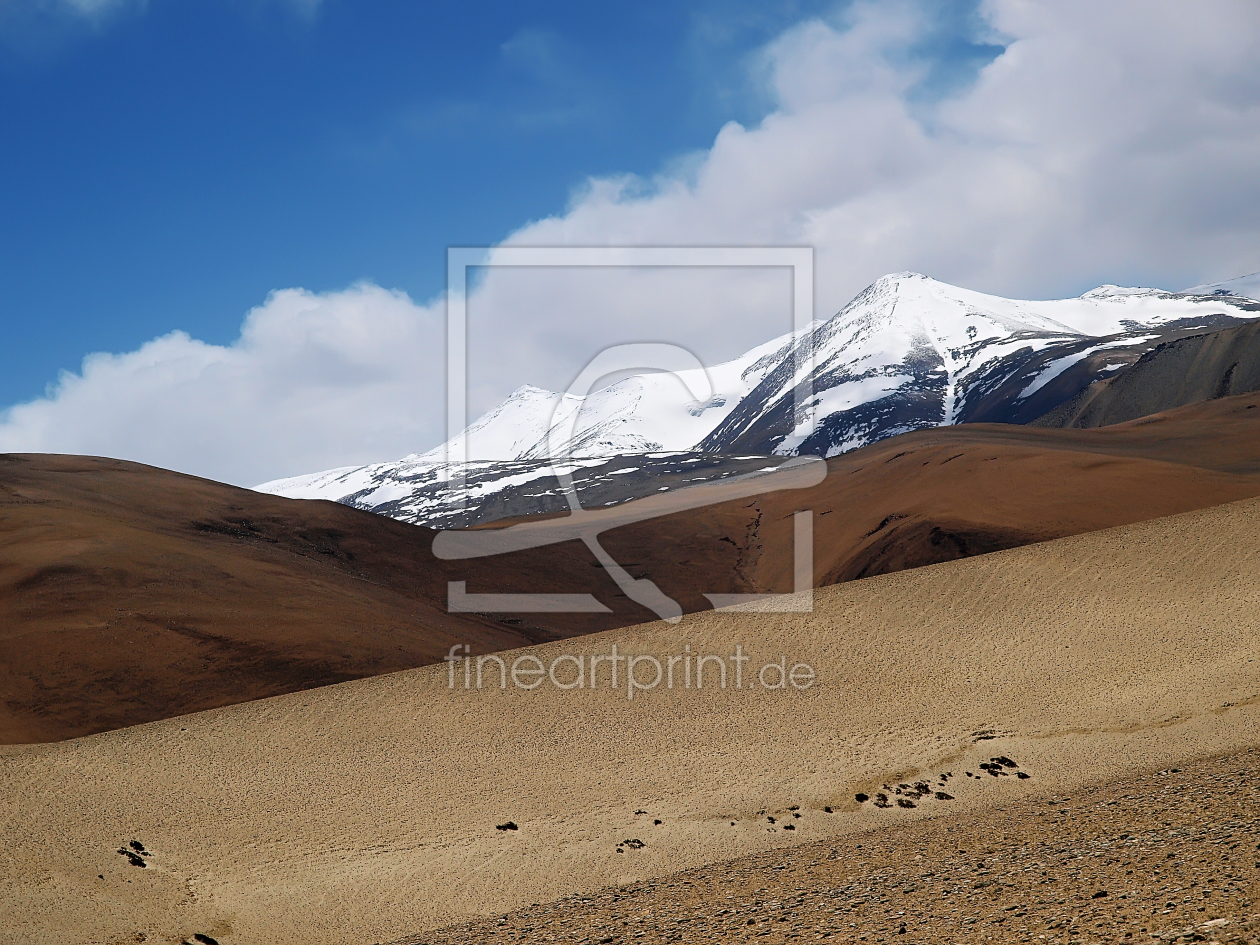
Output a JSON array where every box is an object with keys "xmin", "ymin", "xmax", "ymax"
[{"xmin": 2, "ymin": 495, "xmax": 1259, "ymax": 944}]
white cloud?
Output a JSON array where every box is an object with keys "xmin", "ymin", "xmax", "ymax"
[
  {"xmin": 3, "ymin": 0, "xmax": 1259, "ymax": 483},
  {"xmin": 502, "ymin": 0, "xmax": 1260, "ymax": 295},
  {"xmin": 0, "ymin": 285, "xmax": 444, "ymax": 486},
  {"xmin": 454, "ymin": 0, "xmax": 1260, "ymax": 412}
]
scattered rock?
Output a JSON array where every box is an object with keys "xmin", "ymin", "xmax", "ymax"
[
  {"xmin": 855, "ymin": 793, "xmax": 869, "ymax": 804},
  {"xmin": 419, "ymin": 748, "xmax": 1260, "ymax": 945},
  {"xmin": 116, "ymin": 847, "xmax": 146, "ymax": 868}
]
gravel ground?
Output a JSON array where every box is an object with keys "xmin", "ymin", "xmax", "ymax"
[{"xmin": 398, "ymin": 746, "xmax": 1260, "ymax": 945}]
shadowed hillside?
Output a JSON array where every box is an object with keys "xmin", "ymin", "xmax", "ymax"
[{"xmin": 1035, "ymin": 319, "xmax": 1260, "ymax": 428}]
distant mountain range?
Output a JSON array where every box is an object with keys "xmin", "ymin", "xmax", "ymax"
[
  {"xmin": 257, "ymin": 272, "xmax": 1260, "ymax": 526},
  {"xmin": 1181, "ymin": 270, "xmax": 1260, "ymax": 301}
]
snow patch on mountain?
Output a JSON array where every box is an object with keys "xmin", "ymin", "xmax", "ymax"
[{"xmin": 1182, "ymin": 271, "xmax": 1260, "ymax": 302}]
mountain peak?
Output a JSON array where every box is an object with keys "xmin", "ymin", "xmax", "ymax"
[
  {"xmin": 505, "ymin": 384, "xmax": 560, "ymax": 399},
  {"xmin": 1080, "ymin": 285, "xmax": 1162, "ymax": 299},
  {"xmin": 873, "ymin": 270, "xmax": 932, "ymax": 286}
]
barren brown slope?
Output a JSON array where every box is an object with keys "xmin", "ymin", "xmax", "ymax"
[
  {"xmin": 601, "ymin": 391, "xmax": 1260, "ymax": 593},
  {"xmin": 2, "ymin": 496, "xmax": 1258, "ymax": 945},
  {"xmin": 0, "ymin": 454, "xmax": 698, "ymax": 744},
  {"xmin": 5, "ymin": 393, "xmax": 1260, "ymax": 744},
  {"xmin": 413, "ymin": 746, "xmax": 1260, "ymax": 945}
]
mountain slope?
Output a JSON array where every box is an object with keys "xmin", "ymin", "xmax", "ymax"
[
  {"xmin": 1035, "ymin": 319, "xmax": 1260, "ymax": 428},
  {"xmin": 696, "ymin": 272, "xmax": 1248, "ymax": 455},
  {"xmin": 612, "ymin": 393, "xmax": 1260, "ymax": 594},
  {"xmin": 0, "ymin": 454, "xmax": 747, "ymax": 743},
  {"xmin": 1183, "ymin": 270, "xmax": 1260, "ymax": 301}
]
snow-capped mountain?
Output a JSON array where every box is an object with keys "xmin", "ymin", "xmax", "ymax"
[
  {"xmin": 436, "ymin": 327, "xmax": 806, "ymax": 462},
  {"xmin": 698, "ymin": 273, "xmax": 1258, "ymax": 456},
  {"xmin": 257, "ymin": 272, "xmax": 1259, "ymax": 527}
]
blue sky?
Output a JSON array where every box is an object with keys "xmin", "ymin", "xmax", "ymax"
[
  {"xmin": 1, "ymin": 0, "xmax": 1257, "ymax": 485},
  {"xmin": 0, "ymin": 0, "xmax": 998, "ymax": 410}
]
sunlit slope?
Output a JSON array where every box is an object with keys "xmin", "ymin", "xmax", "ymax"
[{"xmin": 2, "ymin": 495, "xmax": 1259, "ymax": 943}]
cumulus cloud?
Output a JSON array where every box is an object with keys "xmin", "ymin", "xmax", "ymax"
[
  {"xmin": 455, "ymin": 0, "xmax": 1260, "ymax": 419},
  {"xmin": 3, "ymin": 0, "xmax": 1259, "ymax": 483},
  {"xmin": 0, "ymin": 285, "xmax": 444, "ymax": 486}
]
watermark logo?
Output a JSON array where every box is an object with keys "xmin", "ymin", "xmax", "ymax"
[
  {"xmin": 433, "ymin": 247, "xmax": 822, "ymax": 621},
  {"xmin": 444, "ymin": 644, "xmax": 817, "ymax": 699}
]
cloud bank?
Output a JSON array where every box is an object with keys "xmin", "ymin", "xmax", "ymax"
[
  {"xmin": 0, "ymin": 286, "xmax": 444, "ymax": 485},
  {"xmin": 3, "ymin": 0, "xmax": 1259, "ymax": 484}
]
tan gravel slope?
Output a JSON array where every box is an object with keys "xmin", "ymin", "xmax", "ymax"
[
  {"xmin": 2, "ymin": 496, "xmax": 1259, "ymax": 944},
  {"xmin": 408, "ymin": 747, "xmax": 1260, "ymax": 945}
]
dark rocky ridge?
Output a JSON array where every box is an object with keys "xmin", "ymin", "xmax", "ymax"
[{"xmin": 1034, "ymin": 319, "xmax": 1260, "ymax": 428}]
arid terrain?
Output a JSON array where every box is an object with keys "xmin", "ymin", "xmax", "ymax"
[
  {"xmin": 3, "ymin": 392, "xmax": 1260, "ymax": 743},
  {"xmin": 2, "ymin": 494, "xmax": 1258, "ymax": 943},
  {"xmin": 411, "ymin": 746, "xmax": 1260, "ymax": 945}
]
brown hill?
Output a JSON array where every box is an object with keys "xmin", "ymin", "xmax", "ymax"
[
  {"xmin": 1034, "ymin": 318, "xmax": 1260, "ymax": 428},
  {"xmin": 3, "ymin": 392, "xmax": 1260, "ymax": 743},
  {"xmin": 643, "ymin": 390, "xmax": 1260, "ymax": 593},
  {"xmin": 0, "ymin": 455, "xmax": 644, "ymax": 744}
]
